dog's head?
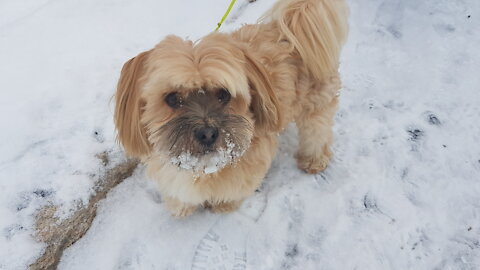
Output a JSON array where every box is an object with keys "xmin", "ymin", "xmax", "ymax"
[{"xmin": 114, "ymin": 34, "xmax": 282, "ymax": 174}]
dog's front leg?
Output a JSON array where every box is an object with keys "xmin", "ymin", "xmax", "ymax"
[
  {"xmin": 205, "ymin": 200, "xmax": 243, "ymax": 214},
  {"xmin": 164, "ymin": 197, "xmax": 198, "ymax": 217}
]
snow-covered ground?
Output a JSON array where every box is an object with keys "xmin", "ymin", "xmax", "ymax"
[{"xmin": 1, "ymin": 0, "xmax": 479, "ymax": 269}]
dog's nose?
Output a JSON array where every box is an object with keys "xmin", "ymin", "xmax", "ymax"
[{"xmin": 194, "ymin": 126, "xmax": 219, "ymax": 146}]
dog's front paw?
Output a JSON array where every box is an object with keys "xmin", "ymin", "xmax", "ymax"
[
  {"xmin": 165, "ymin": 197, "xmax": 197, "ymax": 218},
  {"xmin": 296, "ymin": 146, "xmax": 332, "ymax": 174},
  {"xmin": 206, "ymin": 201, "xmax": 242, "ymax": 214}
]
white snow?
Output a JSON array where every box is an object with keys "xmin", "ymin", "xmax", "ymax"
[{"xmin": 1, "ymin": 0, "xmax": 480, "ymax": 269}]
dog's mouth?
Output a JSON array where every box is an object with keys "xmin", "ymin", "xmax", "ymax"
[
  {"xmin": 156, "ymin": 125, "xmax": 252, "ymax": 174},
  {"xmin": 169, "ymin": 134, "xmax": 248, "ymax": 174}
]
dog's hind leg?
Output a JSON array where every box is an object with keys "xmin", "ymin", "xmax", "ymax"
[{"xmin": 295, "ymin": 74, "xmax": 341, "ymax": 174}]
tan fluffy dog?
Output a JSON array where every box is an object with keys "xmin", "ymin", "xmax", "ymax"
[{"xmin": 114, "ymin": 0, "xmax": 349, "ymax": 217}]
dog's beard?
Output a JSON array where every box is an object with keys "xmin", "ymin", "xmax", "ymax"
[
  {"xmin": 152, "ymin": 114, "xmax": 253, "ymax": 175},
  {"xmin": 169, "ymin": 132, "xmax": 246, "ymax": 174}
]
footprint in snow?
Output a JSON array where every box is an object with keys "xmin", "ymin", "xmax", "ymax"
[
  {"xmin": 191, "ymin": 228, "xmax": 247, "ymax": 270},
  {"xmin": 191, "ymin": 193, "xmax": 267, "ymax": 270},
  {"xmin": 424, "ymin": 111, "xmax": 441, "ymax": 126}
]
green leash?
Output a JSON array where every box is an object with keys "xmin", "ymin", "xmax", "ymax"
[{"xmin": 215, "ymin": 0, "xmax": 237, "ymax": 31}]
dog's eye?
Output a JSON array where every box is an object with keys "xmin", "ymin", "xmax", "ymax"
[
  {"xmin": 217, "ymin": 89, "xmax": 231, "ymax": 104},
  {"xmin": 165, "ymin": 92, "xmax": 182, "ymax": 108}
]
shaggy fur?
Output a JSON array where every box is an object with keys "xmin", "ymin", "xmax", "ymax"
[{"xmin": 114, "ymin": 0, "xmax": 348, "ymax": 217}]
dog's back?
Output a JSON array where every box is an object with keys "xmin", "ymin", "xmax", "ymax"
[{"xmin": 264, "ymin": 0, "xmax": 349, "ymax": 81}]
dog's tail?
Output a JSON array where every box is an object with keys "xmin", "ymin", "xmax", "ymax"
[{"xmin": 263, "ymin": 0, "xmax": 349, "ymax": 81}]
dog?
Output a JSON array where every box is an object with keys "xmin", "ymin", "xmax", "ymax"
[{"xmin": 114, "ymin": 0, "xmax": 348, "ymax": 217}]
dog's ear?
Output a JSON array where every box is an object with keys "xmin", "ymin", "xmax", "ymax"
[
  {"xmin": 114, "ymin": 50, "xmax": 152, "ymax": 157},
  {"xmin": 243, "ymin": 51, "xmax": 283, "ymax": 134}
]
